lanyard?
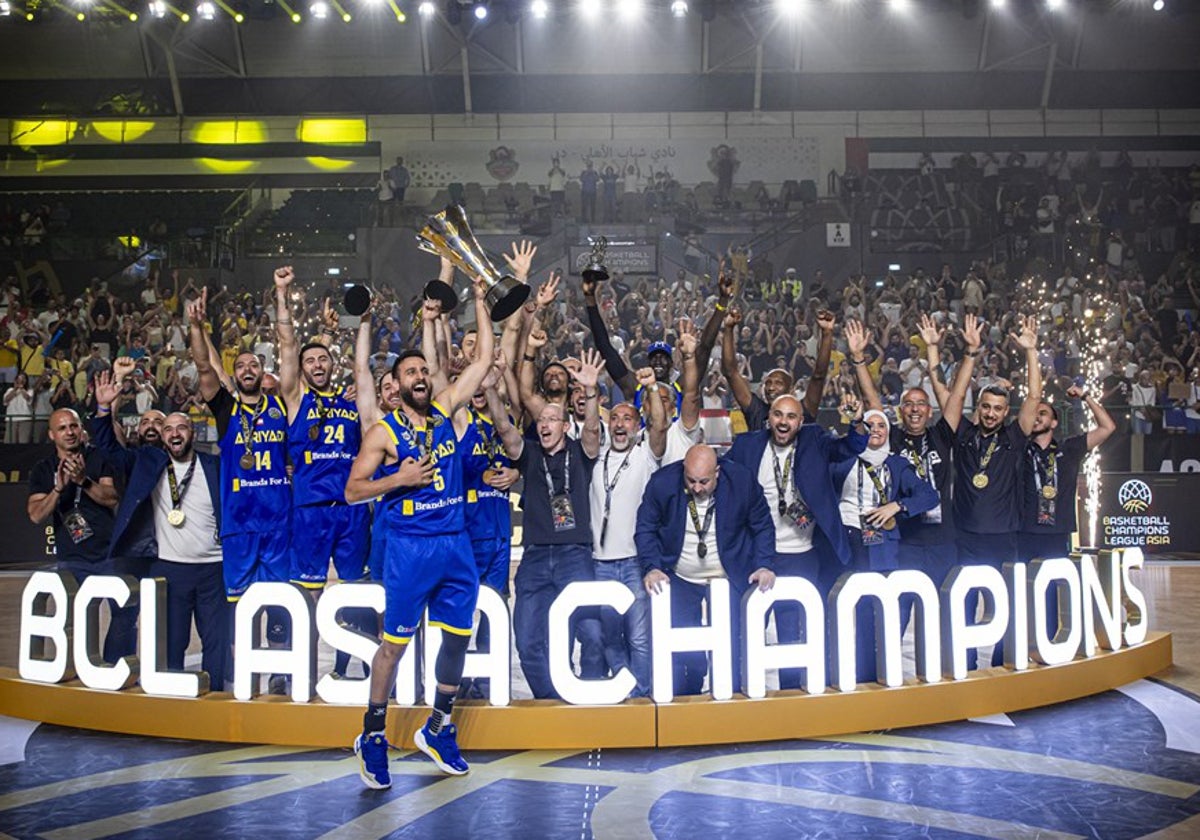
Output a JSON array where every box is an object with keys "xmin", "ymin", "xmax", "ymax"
[
  {"xmin": 686, "ymin": 492, "xmax": 716, "ymax": 557},
  {"xmin": 1030, "ymin": 442, "xmax": 1058, "ymax": 494},
  {"xmin": 771, "ymin": 444, "xmax": 794, "ymax": 515},
  {"xmin": 542, "ymin": 444, "xmax": 571, "ymax": 496},
  {"xmin": 598, "ymin": 446, "xmax": 634, "ymax": 548},
  {"xmin": 903, "ymin": 434, "xmax": 935, "ymax": 486},
  {"xmin": 857, "ymin": 460, "xmax": 890, "ymax": 513},
  {"xmin": 310, "ymin": 391, "xmax": 331, "ymax": 441},
  {"xmin": 397, "ymin": 411, "xmax": 434, "ymax": 458},
  {"xmin": 167, "ymin": 456, "xmax": 198, "ymax": 510}
]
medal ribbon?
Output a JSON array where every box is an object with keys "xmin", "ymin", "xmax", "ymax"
[
  {"xmin": 542, "ymin": 444, "xmax": 571, "ymax": 497},
  {"xmin": 686, "ymin": 493, "xmax": 716, "ymax": 558},
  {"xmin": 471, "ymin": 408, "xmax": 500, "ymax": 468},
  {"xmin": 599, "ymin": 447, "xmax": 634, "ymax": 549},
  {"xmin": 238, "ymin": 396, "xmax": 268, "ymax": 463},
  {"xmin": 167, "ymin": 456, "xmax": 198, "ymax": 512},
  {"xmin": 396, "ymin": 411, "xmax": 434, "ymax": 458},
  {"xmin": 1031, "ymin": 441, "xmax": 1058, "ymax": 496},
  {"xmin": 975, "ymin": 431, "xmax": 1000, "ymax": 483},
  {"xmin": 857, "ymin": 460, "xmax": 890, "ymax": 514},
  {"xmin": 771, "ymin": 445, "xmax": 794, "ymax": 516}
]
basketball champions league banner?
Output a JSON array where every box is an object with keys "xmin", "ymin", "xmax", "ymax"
[{"xmin": 1098, "ymin": 472, "xmax": 1200, "ymax": 553}]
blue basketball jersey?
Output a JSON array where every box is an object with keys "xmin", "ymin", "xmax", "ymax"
[
  {"xmin": 459, "ymin": 408, "xmax": 514, "ymax": 540},
  {"xmin": 218, "ymin": 394, "xmax": 291, "ymax": 537},
  {"xmin": 379, "ymin": 402, "xmax": 464, "ymax": 536},
  {"xmin": 289, "ymin": 386, "xmax": 361, "ymax": 506}
]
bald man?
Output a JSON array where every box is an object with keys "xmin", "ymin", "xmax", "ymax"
[
  {"xmin": 27, "ymin": 407, "xmax": 130, "ymax": 663},
  {"xmin": 724, "ymin": 394, "xmax": 866, "ymax": 689},
  {"xmin": 91, "ymin": 376, "xmax": 228, "ymax": 691},
  {"xmin": 636, "ymin": 444, "xmax": 775, "ymax": 695}
]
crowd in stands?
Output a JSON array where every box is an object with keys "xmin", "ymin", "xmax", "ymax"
[{"xmin": 2, "ymin": 151, "xmax": 1199, "ymax": 444}]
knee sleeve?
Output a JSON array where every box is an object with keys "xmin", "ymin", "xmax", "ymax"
[
  {"xmin": 434, "ymin": 631, "xmax": 471, "ymax": 686},
  {"xmin": 266, "ymin": 606, "xmax": 291, "ymax": 645}
]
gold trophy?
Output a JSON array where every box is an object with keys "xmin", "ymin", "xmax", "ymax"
[{"xmin": 416, "ymin": 205, "xmax": 530, "ymax": 322}]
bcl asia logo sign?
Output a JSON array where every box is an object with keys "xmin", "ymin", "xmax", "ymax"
[{"xmin": 1118, "ymin": 479, "xmax": 1153, "ymax": 513}]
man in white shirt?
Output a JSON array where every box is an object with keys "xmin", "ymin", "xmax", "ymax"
[{"xmin": 590, "ymin": 369, "xmax": 668, "ymax": 697}]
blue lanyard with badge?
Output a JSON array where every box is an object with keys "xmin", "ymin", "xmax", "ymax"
[
  {"xmin": 544, "ymin": 446, "xmax": 575, "ymax": 532},
  {"xmin": 63, "ymin": 481, "xmax": 94, "ymax": 545}
]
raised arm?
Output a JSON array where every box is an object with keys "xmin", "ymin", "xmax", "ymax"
[
  {"xmin": 499, "ymin": 241, "xmax": 535, "ymax": 367},
  {"xmin": 421, "ymin": 299, "xmax": 449, "ymax": 395},
  {"xmin": 353, "ymin": 312, "xmax": 381, "ymax": 428},
  {"xmin": 484, "ymin": 365, "xmax": 526, "ymax": 462},
  {"xmin": 694, "ymin": 265, "xmax": 735, "ymax": 385},
  {"xmin": 518, "ymin": 325, "xmax": 550, "ymax": 422},
  {"xmin": 572, "ymin": 348, "xmax": 604, "ymax": 459},
  {"xmin": 677, "ymin": 318, "xmax": 701, "ymax": 430},
  {"xmin": 803, "ymin": 309, "xmax": 835, "ymax": 419},
  {"xmin": 1070, "ymin": 384, "xmax": 1116, "ymax": 450},
  {"xmin": 916, "ymin": 314, "xmax": 950, "ymax": 409},
  {"xmin": 720, "ymin": 307, "xmax": 754, "ymax": 411},
  {"xmin": 186, "ymin": 289, "xmax": 221, "ymax": 402},
  {"xmin": 434, "ymin": 278, "xmax": 494, "ymax": 416},
  {"xmin": 845, "ymin": 319, "xmax": 882, "ymax": 411},
  {"xmin": 1013, "ymin": 314, "xmax": 1041, "ymax": 435},
  {"xmin": 583, "ymin": 275, "xmax": 636, "ymax": 397},
  {"xmin": 637, "ymin": 366, "xmax": 668, "ymax": 459},
  {"xmin": 273, "ymin": 266, "xmax": 302, "ymax": 416},
  {"xmin": 940, "ymin": 313, "xmax": 982, "ymax": 432}
]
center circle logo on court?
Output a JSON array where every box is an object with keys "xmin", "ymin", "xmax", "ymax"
[{"xmin": 1118, "ymin": 479, "xmax": 1153, "ymax": 513}]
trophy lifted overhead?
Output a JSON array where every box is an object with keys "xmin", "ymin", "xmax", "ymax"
[
  {"xmin": 416, "ymin": 205, "xmax": 530, "ymax": 322},
  {"xmin": 578, "ymin": 235, "xmax": 609, "ymax": 284}
]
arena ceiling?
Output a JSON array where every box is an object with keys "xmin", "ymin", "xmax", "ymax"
[{"xmin": 0, "ymin": 0, "xmax": 1198, "ymax": 115}]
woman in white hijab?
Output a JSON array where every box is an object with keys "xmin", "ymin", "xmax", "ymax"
[{"xmin": 830, "ymin": 407, "xmax": 940, "ymax": 685}]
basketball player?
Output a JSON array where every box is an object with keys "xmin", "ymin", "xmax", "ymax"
[{"xmin": 345, "ymin": 278, "xmax": 495, "ymax": 787}]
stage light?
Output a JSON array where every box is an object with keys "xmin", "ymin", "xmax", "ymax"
[
  {"xmin": 530, "ymin": 0, "xmax": 547, "ymax": 18},
  {"xmin": 196, "ymin": 0, "xmax": 214, "ymax": 18},
  {"xmin": 776, "ymin": 0, "xmax": 801, "ymax": 17},
  {"xmin": 990, "ymin": 0, "xmax": 1005, "ymax": 7},
  {"xmin": 418, "ymin": 0, "xmax": 434, "ymax": 14},
  {"xmin": 76, "ymin": 10, "xmax": 85, "ymax": 18},
  {"xmin": 579, "ymin": 0, "xmax": 601, "ymax": 19},
  {"xmin": 888, "ymin": 0, "xmax": 909, "ymax": 11},
  {"xmin": 148, "ymin": 0, "xmax": 167, "ymax": 16},
  {"xmin": 616, "ymin": 0, "xmax": 640, "ymax": 19},
  {"xmin": 234, "ymin": 11, "xmax": 243, "ymax": 19},
  {"xmin": 1045, "ymin": 0, "xmax": 1062, "ymax": 9},
  {"xmin": 1152, "ymin": 0, "xmax": 1164, "ymax": 9},
  {"xmin": 129, "ymin": 11, "xmax": 137, "ymax": 17},
  {"xmin": 0, "ymin": 0, "xmax": 11, "ymax": 14},
  {"xmin": 670, "ymin": 0, "xmax": 687, "ymax": 16},
  {"xmin": 311, "ymin": 0, "xmax": 328, "ymax": 17},
  {"xmin": 473, "ymin": 2, "xmax": 487, "ymax": 19}
]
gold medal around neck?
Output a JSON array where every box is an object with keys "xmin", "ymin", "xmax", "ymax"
[
  {"xmin": 167, "ymin": 509, "xmax": 186, "ymax": 527},
  {"xmin": 972, "ymin": 473, "xmax": 989, "ymax": 489},
  {"xmin": 882, "ymin": 517, "xmax": 897, "ymax": 530},
  {"xmin": 309, "ymin": 424, "xmax": 321, "ymax": 441},
  {"xmin": 1042, "ymin": 485, "xmax": 1057, "ymax": 499},
  {"xmin": 239, "ymin": 452, "xmax": 255, "ymax": 471}
]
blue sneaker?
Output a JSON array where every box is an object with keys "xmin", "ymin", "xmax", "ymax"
[
  {"xmin": 354, "ymin": 731, "xmax": 391, "ymax": 789},
  {"xmin": 414, "ymin": 721, "xmax": 469, "ymax": 775}
]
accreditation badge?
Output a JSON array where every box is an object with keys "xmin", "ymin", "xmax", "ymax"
[
  {"xmin": 551, "ymin": 493, "xmax": 577, "ymax": 532},
  {"xmin": 1037, "ymin": 496, "xmax": 1057, "ymax": 526},
  {"xmin": 860, "ymin": 518, "xmax": 885, "ymax": 547},
  {"xmin": 64, "ymin": 508, "xmax": 94, "ymax": 544}
]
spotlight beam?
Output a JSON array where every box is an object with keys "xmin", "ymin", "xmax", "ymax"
[
  {"xmin": 329, "ymin": 0, "xmax": 350, "ymax": 21},
  {"xmin": 386, "ymin": 0, "xmax": 406, "ymax": 21},
  {"xmin": 99, "ymin": 0, "xmax": 138, "ymax": 20},
  {"xmin": 275, "ymin": 0, "xmax": 301, "ymax": 21},
  {"xmin": 212, "ymin": 0, "xmax": 244, "ymax": 21}
]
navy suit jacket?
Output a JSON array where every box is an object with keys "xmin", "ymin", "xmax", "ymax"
[
  {"xmin": 831, "ymin": 452, "xmax": 941, "ymax": 570},
  {"xmin": 725, "ymin": 425, "xmax": 868, "ymax": 566},
  {"xmin": 90, "ymin": 415, "xmax": 222, "ymax": 562},
  {"xmin": 635, "ymin": 459, "xmax": 775, "ymax": 593}
]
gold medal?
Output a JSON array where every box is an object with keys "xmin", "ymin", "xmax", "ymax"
[
  {"xmin": 167, "ymin": 509, "xmax": 186, "ymax": 527},
  {"xmin": 1042, "ymin": 485, "xmax": 1057, "ymax": 500},
  {"xmin": 482, "ymin": 468, "xmax": 500, "ymax": 483},
  {"xmin": 309, "ymin": 424, "xmax": 321, "ymax": 441},
  {"xmin": 972, "ymin": 473, "xmax": 989, "ymax": 489},
  {"xmin": 882, "ymin": 517, "xmax": 897, "ymax": 531},
  {"xmin": 239, "ymin": 452, "xmax": 255, "ymax": 470}
]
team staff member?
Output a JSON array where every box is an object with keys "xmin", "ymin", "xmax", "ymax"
[
  {"xmin": 831, "ymin": 409, "xmax": 939, "ymax": 685},
  {"xmin": 945, "ymin": 315, "xmax": 1041, "ymax": 668},
  {"xmin": 847, "ymin": 315, "xmax": 984, "ymax": 627},
  {"xmin": 638, "ymin": 444, "xmax": 776, "ymax": 695},
  {"xmin": 1019, "ymin": 384, "xmax": 1115, "ymax": 636},
  {"xmin": 345, "ymin": 279, "xmax": 495, "ymax": 786},
  {"xmin": 724, "ymin": 392, "xmax": 864, "ymax": 689},
  {"xmin": 587, "ymin": 368, "xmax": 668, "ymax": 698},
  {"xmin": 500, "ymin": 350, "xmax": 607, "ymax": 700},
  {"xmin": 26, "ymin": 408, "xmax": 130, "ymax": 663},
  {"xmin": 188, "ymin": 286, "xmax": 292, "ymax": 682},
  {"xmin": 92, "ymin": 366, "xmax": 226, "ymax": 690}
]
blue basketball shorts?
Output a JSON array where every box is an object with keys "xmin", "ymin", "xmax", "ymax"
[
  {"xmin": 222, "ymin": 529, "xmax": 291, "ymax": 601},
  {"xmin": 289, "ymin": 502, "xmax": 371, "ymax": 588},
  {"xmin": 382, "ymin": 530, "xmax": 478, "ymax": 645}
]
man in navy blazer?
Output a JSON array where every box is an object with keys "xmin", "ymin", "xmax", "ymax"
[
  {"xmin": 724, "ymin": 395, "xmax": 867, "ymax": 689},
  {"xmin": 92, "ymin": 367, "xmax": 227, "ymax": 691},
  {"xmin": 637, "ymin": 444, "xmax": 775, "ymax": 695}
]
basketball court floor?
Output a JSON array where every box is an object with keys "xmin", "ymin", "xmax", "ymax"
[{"xmin": 2, "ymin": 561, "xmax": 1199, "ymax": 839}]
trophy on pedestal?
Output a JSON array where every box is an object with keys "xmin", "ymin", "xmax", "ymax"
[{"xmin": 416, "ymin": 205, "xmax": 530, "ymax": 321}]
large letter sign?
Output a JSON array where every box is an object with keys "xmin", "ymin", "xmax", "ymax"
[{"xmin": 15, "ymin": 553, "xmax": 1153, "ymax": 706}]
